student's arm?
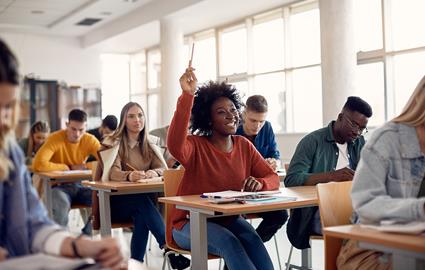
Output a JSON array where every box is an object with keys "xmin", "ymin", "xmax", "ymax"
[
  {"xmin": 32, "ymin": 138, "xmax": 69, "ymax": 171},
  {"xmin": 248, "ymin": 141, "xmax": 279, "ymax": 191},
  {"xmin": 109, "ymin": 152, "xmax": 131, "ymax": 181},
  {"xmin": 352, "ymin": 144, "xmax": 425, "ymax": 223},
  {"xmin": 167, "ymin": 68, "xmax": 197, "ymax": 165}
]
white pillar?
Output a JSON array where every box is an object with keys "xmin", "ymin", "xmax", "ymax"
[
  {"xmin": 319, "ymin": 0, "xmax": 356, "ymax": 124},
  {"xmin": 160, "ymin": 17, "xmax": 184, "ymax": 126}
]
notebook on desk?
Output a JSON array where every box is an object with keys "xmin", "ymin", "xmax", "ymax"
[
  {"xmin": 136, "ymin": 176, "xmax": 163, "ymax": 183},
  {"xmin": 203, "ymin": 190, "xmax": 296, "ymax": 204},
  {"xmin": 202, "ymin": 190, "xmax": 281, "ymax": 198}
]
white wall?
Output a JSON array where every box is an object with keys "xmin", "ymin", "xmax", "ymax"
[{"xmin": 0, "ymin": 32, "xmax": 101, "ymax": 86}]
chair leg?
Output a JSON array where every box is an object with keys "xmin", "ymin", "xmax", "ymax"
[
  {"xmin": 218, "ymin": 258, "xmax": 222, "ymax": 270},
  {"xmin": 285, "ymin": 245, "xmax": 293, "ymax": 270},
  {"xmin": 273, "ymin": 235, "xmax": 282, "ymax": 270},
  {"xmin": 148, "ymin": 232, "xmax": 152, "ymax": 251}
]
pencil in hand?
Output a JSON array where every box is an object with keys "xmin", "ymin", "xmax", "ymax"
[
  {"xmin": 188, "ymin": 43, "xmax": 195, "ymax": 68},
  {"xmin": 126, "ymin": 162, "xmax": 137, "ymax": 171}
]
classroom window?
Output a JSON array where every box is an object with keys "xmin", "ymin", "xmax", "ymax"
[
  {"xmin": 219, "ymin": 25, "xmax": 247, "ymax": 76},
  {"xmin": 355, "ymin": 62, "xmax": 385, "ymax": 127},
  {"xmin": 354, "ymin": 0, "xmax": 383, "ymax": 52}
]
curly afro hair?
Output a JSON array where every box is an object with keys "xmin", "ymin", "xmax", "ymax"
[{"xmin": 190, "ymin": 81, "xmax": 243, "ymax": 136}]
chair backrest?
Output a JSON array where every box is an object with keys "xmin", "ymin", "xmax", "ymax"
[
  {"xmin": 163, "ymin": 169, "xmax": 185, "ymax": 249},
  {"xmin": 317, "ymin": 180, "xmax": 353, "ymax": 228},
  {"xmin": 317, "ymin": 180, "xmax": 353, "ymax": 270}
]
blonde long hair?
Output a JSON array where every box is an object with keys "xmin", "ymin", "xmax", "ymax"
[
  {"xmin": 393, "ymin": 75, "xmax": 425, "ymax": 126},
  {"xmin": 0, "ymin": 39, "xmax": 20, "ymax": 181},
  {"xmin": 107, "ymin": 102, "xmax": 152, "ymax": 165}
]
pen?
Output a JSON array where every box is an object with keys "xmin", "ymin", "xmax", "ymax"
[
  {"xmin": 126, "ymin": 162, "xmax": 137, "ymax": 171},
  {"xmin": 200, "ymin": 195, "xmax": 221, "ymax": 198}
]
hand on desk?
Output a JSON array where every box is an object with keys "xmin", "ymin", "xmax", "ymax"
[
  {"xmin": 63, "ymin": 237, "xmax": 123, "ymax": 270},
  {"xmin": 330, "ymin": 167, "xmax": 355, "ymax": 181},
  {"xmin": 241, "ymin": 176, "xmax": 263, "ymax": 192},
  {"xmin": 70, "ymin": 164, "xmax": 87, "ymax": 170},
  {"xmin": 128, "ymin": 171, "xmax": 147, "ymax": 182}
]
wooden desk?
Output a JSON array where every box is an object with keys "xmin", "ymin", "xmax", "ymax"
[
  {"xmin": 159, "ymin": 186, "xmax": 318, "ymax": 270},
  {"xmin": 83, "ymin": 180, "xmax": 164, "ymax": 236},
  {"xmin": 323, "ymin": 224, "xmax": 425, "ymax": 270},
  {"xmin": 34, "ymin": 170, "xmax": 92, "ymax": 218}
]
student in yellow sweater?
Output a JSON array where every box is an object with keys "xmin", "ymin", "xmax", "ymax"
[{"xmin": 33, "ymin": 109, "xmax": 100, "ymax": 227}]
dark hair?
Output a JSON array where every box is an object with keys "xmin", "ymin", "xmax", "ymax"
[
  {"xmin": 27, "ymin": 121, "xmax": 50, "ymax": 157},
  {"xmin": 343, "ymin": 96, "xmax": 373, "ymax": 118},
  {"xmin": 0, "ymin": 39, "xmax": 19, "ymax": 85},
  {"xmin": 190, "ymin": 81, "xmax": 243, "ymax": 136},
  {"xmin": 102, "ymin": 115, "xmax": 118, "ymax": 130},
  {"xmin": 68, "ymin": 109, "xmax": 87, "ymax": 122},
  {"xmin": 246, "ymin": 95, "xmax": 268, "ymax": 113}
]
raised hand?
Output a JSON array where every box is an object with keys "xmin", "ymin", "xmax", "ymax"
[{"xmin": 179, "ymin": 67, "xmax": 197, "ymax": 95}]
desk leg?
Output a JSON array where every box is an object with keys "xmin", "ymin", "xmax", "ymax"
[
  {"xmin": 99, "ymin": 191, "xmax": 112, "ymax": 237},
  {"xmin": 301, "ymin": 248, "xmax": 312, "ymax": 269},
  {"xmin": 190, "ymin": 211, "xmax": 208, "ymax": 270},
  {"xmin": 43, "ymin": 177, "xmax": 53, "ymax": 218}
]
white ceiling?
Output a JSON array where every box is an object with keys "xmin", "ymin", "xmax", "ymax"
[
  {"xmin": 0, "ymin": 0, "xmax": 295, "ymax": 53},
  {"xmin": 0, "ymin": 0, "xmax": 152, "ymax": 36}
]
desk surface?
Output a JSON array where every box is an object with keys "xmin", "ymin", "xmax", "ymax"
[
  {"xmin": 34, "ymin": 170, "xmax": 92, "ymax": 179},
  {"xmin": 323, "ymin": 224, "xmax": 425, "ymax": 254},
  {"xmin": 83, "ymin": 180, "xmax": 164, "ymax": 191},
  {"xmin": 159, "ymin": 186, "xmax": 317, "ymax": 215}
]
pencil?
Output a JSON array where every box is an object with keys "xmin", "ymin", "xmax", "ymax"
[
  {"xmin": 126, "ymin": 162, "xmax": 137, "ymax": 171},
  {"xmin": 188, "ymin": 43, "xmax": 195, "ymax": 67}
]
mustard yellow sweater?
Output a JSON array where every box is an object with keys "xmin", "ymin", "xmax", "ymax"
[{"xmin": 33, "ymin": 129, "xmax": 100, "ymax": 171}]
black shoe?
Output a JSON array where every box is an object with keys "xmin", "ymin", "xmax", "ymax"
[
  {"xmin": 81, "ymin": 217, "xmax": 92, "ymax": 236},
  {"xmin": 166, "ymin": 251, "xmax": 191, "ymax": 270},
  {"xmin": 223, "ymin": 263, "xmax": 228, "ymax": 270}
]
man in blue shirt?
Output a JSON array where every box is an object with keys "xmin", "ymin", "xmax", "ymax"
[
  {"xmin": 236, "ymin": 95, "xmax": 288, "ymax": 242},
  {"xmin": 285, "ymin": 96, "xmax": 372, "ymax": 249}
]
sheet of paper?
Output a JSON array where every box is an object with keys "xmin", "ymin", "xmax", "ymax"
[
  {"xmin": 203, "ymin": 190, "xmax": 281, "ymax": 198},
  {"xmin": 362, "ymin": 221, "xmax": 425, "ymax": 235},
  {"xmin": 136, "ymin": 176, "xmax": 163, "ymax": 183},
  {"xmin": 50, "ymin": 170, "xmax": 91, "ymax": 175},
  {"xmin": 0, "ymin": 253, "xmax": 90, "ymax": 270}
]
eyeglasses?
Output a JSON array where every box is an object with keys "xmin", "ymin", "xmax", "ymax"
[{"xmin": 342, "ymin": 114, "xmax": 368, "ymax": 135}]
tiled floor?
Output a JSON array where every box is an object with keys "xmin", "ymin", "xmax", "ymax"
[{"xmin": 69, "ymin": 210, "xmax": 325, "ymax": 270}]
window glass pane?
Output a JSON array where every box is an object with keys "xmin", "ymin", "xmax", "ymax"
[
  {"xmin": 292, "ymin": 67, "xmax": 322, "ymax": 132},
  {"xmin": 101, "ymin": 54, "xmax": 130, "ymax": 118},
  {"xmin": 393, "ymin": 52, "xmax": 425, "ymax": 116},
  {"xmin": 147, "ymin": 94, "xmax": 159, "ymax": 130},
  {"xmin": 290, "ymin": 8, "xmax": 321, "ymax": 67},
  {"xmin": 220, "ymin": 27, "xmax": 247, "ymax": 75},
  {"xmin": 390, "ymin": 0, "xmax": 425, "ymax": 50},
  {"xmin": 130, "ymin": 94, "xmax": 147, "ymax": 113},
  {"xmin": 355, "ymin": 63, "xmax": 385, "ymax": 127},
  {"xmin": 253, "ymin": 18, "xmax": 284, "ymax": 73},
  {"xmin": 130, "ymin": 52, "xmax": 146, "ymax": 95},
  {"xmin": 354, "ymin": 0, "xmax": 382, "ymax": 51},
  {"xmin": 253, "ymin": 72, "xmax": 285, "ymax": 133},
  {"xmin": 232, "ymin": 80, "xmax": 248, "ymax": 101},
  {"xmin": 147, "ymin": 50, "xmax": 161, "ymax": 89},
  {"xmin": 191, "ymin": 37, "xmax": 217, "ymax": 83}
]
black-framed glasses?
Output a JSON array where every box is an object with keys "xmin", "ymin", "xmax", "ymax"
[{"xmin": 342, "ymin": 114, "xmax": 368, "ymax": 135}]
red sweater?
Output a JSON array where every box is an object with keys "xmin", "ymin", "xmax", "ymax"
[{"xmin": 168, "ymin": 92, "xmax": 279, "ymax": 230}]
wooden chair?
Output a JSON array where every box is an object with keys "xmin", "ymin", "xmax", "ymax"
[
  {"xmin": 162, "ymin": 169, "xmax": 222, "ymax": 270},
  {"xmin": 317, "ymin": 181, "xmax": 353, "ymax": 270}
]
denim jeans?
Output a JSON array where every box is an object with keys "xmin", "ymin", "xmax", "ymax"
[
  {"xmin": 111, "ymin": 193, "xmax": 165, "ymax": 262},
  {"xmin": 52, "ymin": 183, "xmax": 92, "ymax": 226},
  {"xmin": 173, "ymin": 216, "xmax": 274, "ymax": 270}
]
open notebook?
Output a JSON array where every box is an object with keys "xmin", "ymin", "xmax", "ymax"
[
  {"xmin": 362, "ymin": 221, "xmax": 425, "ymax": 235},
  {"xmin": 202, "ymin": 190, "xmax": 296, "ymax": 204},
  {"xmin": 136, "ymin": 176, "xmax": 163, "ymax": 183}
]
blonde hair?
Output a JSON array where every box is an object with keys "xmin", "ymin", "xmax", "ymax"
[
  {"xmin": 107, "ymin": 102, "xmax": 152, "ymax": 165},
  {"xmin": 393, "ymin": 75, "xmax": 425, "ymax": 126}
]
